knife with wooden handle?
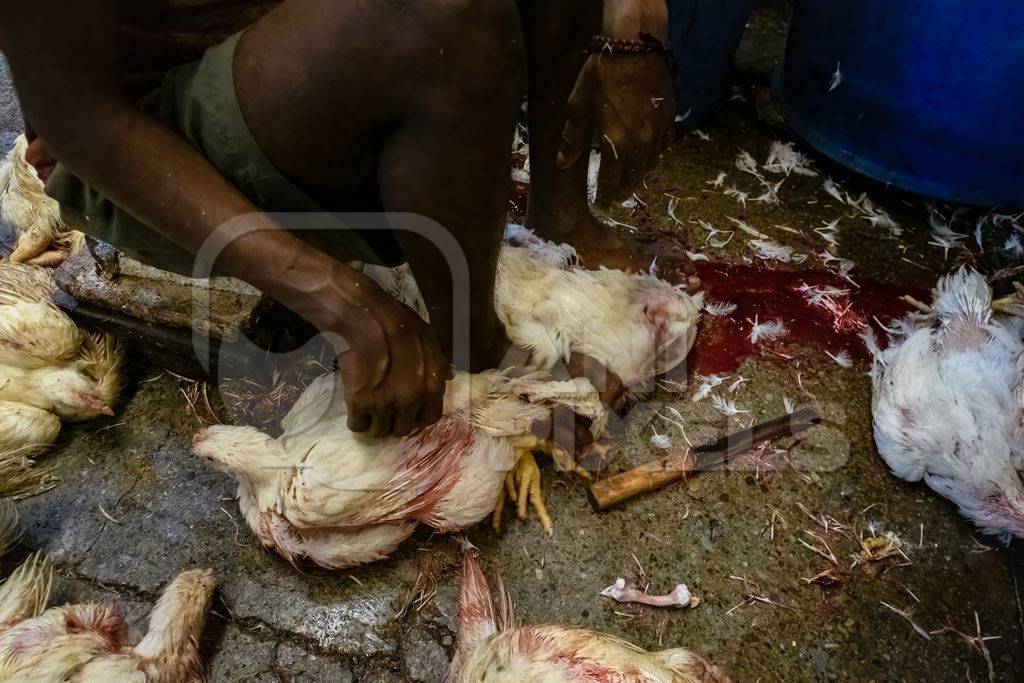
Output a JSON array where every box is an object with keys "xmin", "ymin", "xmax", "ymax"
[{"xmin": 587, "ymin": 407, "xmax": 822, "ymax": 511}]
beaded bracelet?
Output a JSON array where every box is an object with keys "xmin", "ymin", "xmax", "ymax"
[{"xmin": 590, "ymin": 31, "xmax": 677, "ymax": 76}]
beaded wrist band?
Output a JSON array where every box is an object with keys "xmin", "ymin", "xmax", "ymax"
[
  {"xmin": 590, "ymin": 31, "xmax": 677, "ymax": 75},
  {"xmin": 590, "ymin": 31, "xmax": 666, "ymax": 54}
]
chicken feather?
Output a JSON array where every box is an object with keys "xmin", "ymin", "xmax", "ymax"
[
  {"xmin": 871, "ymin": 267, "xmax": 1024, "ymax": 541},
  {"xmin": 194, "ymin": 371, "xmax": 606, "ymax": 569},
  {"xmin": 0, "ymin": 567, "xmax": 214, "ymax": 682},
  {"xmin": 447, "ymin": 549, "xmax": 731, "ymax": 683},
  {"xmin": 0, "ymin": 262, "xmax": 123, "ymax": 448},
  {"xmin": 0, "ymin": 135, "xmax": 84, "ymax": 266},
  {"xmin": 496, "ymin": 229, "xmax": 703, "ymax": 393}
]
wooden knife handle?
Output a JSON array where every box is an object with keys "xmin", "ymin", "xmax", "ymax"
[
  {"xmin": 586, "ymin": 452, "xmax": 697, "ymax": 511},
  {"xmin": 587, "ymin": 407, "xmax": 821, "ymax": 511}
]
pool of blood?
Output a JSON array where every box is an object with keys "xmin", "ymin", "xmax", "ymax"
[{"xmin": 691, "ymin": 261, "xmax": 928, "ymax": 375}]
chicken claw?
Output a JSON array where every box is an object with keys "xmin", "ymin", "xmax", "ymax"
[
  {"xmin": 492, "ymin": 449, "xmax": 553, "ymax": 536},
  {"xmin": 992, "ymin": 281, "xmax": 1024, "ymax": 317}
]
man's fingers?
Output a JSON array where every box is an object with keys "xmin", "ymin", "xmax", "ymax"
[
  {"xmin": 347, "ymin": 404, "xmax": 372, "ymax": 433},
  {"xmin": 556, "ymin": 116, "xmax": 591, "ymax": 171},
  {"xmin": 417, "ymin": 395, "xmax": 444, "ymax": 430},
  {"xmin": 603, "ymin": 376, "xmax": 628, "ymax": 414},
  {"xmin": 557, "ymin": 64, "xmax": 595, "ymax": 170},
  {"xmin": 596, "ymin": 144, "xmax": 625, "ymax": 205},
  {"xmin": 568, "ymin": 352, "xmax": 627, "ymax": 411},
  {"xmin": 369, "ymin": 408, "xmax": 394, "ymax": 439},
  {"xmin": 391, "ymin": 406, "xmax": 419, "ymax": 438},
  {"xmin": 622, "ymin": 154, "xmax": 648, "ymax": 196}
]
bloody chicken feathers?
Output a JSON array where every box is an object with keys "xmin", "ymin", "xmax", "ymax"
[{"xmin": 447, "ymin": 548, "xmax": 732, "ymax": 683}]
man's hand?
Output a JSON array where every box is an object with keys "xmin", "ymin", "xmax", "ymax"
[
  {"xmin": 556, "ymin": 0, "xmax": 674, "ymax": 204},
  {"xmin": 332, "ymin": 285, "xmax": 453, "ymax": 439},
  {"xmin": 557, "ymin": 52, "xmax": 675, "ymax": 205},
  {"xmin": 521, "ymin": 350, "xmax": 627, "ymax": 459},
  {"xmin": 25, "ymin": 136, "xmax": 57, "ymax": 181}
]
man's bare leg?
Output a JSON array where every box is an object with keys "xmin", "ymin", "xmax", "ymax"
[
  {"xmin": 235, "ymin": 0, "xmax": 525, "ymax": 371},
  {"xmin": 518, "ymin": 0, "xmax": 689, "ymax": 277}
]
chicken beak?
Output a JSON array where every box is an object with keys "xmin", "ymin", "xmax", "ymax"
[{"xmin": 99, "ymin": 405, "xmax": 114, "ymax": 416}]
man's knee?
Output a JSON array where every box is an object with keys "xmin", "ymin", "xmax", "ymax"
[{"xmin": 431, "ymin": 0, "xmax": 527, "ymax": 111}]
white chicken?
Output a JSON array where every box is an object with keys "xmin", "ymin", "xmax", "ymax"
[
  {"xmin": 192, "ymin": 229, "xmax": 703, "ymax": 568},
  {"xmin": 447, "ymin": 546, "xmax": 732, "ymax": 683},
  {"xmin": 192, "ymin": 370, "xmax": 606, "ymax": 569},
  {"xmin": 496, "ymin": 226, "xmax": 703, "ymax": 393},
  {"xmin": 870, "ymin": 267, "xmax": 1024, "ymax": 541},
  {"xmin": 0, "ymin": 135, "xmax": 83, "ymax": 267},
  {"xmin": 0, "ymin": 261, "xmax": 123, "ymax": 451},
  {"xmin": 0, "ymin": 501, "xmax": 215, "ymax": 682},
  {"xmin": 364, "ymin": 226, "xmax": 703, "ymax": 395}
]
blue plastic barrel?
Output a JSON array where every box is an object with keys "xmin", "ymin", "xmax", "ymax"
[
  {"xmin": 774, "ymin": 0, "xmax": 1024, "ymax": 207},
  {"xmin": 668, "ymin": 0, "xmax": 754, "ymax": 130}
]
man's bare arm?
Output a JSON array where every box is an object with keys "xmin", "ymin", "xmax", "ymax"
[
  {"xmin": 604, "ymin": 0, "xmax": 669, "ymax": 40},
  {"xmin": 557, "ymin": 0, "xmax": 675, "ymax": 201},
  {"xmin": 0, "ymin": 0, "xmax": 451, "ymax": 437}
]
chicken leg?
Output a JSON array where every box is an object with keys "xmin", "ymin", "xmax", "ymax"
[
  {"xmin": 492, "ymin": 449, "xmax": 554, "ymax": 536},
  {"xmin": 992, "ymin": 282, "xmax": 1024, "ymax": 317}
]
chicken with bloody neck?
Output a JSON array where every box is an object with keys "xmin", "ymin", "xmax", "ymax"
[
  {"xmin": 0, "ymin": 500, "xmax": 216, "ymax": 682},
  {"xmin": 447, "ymin": 545, "xmax": 732, "ymax": 683},
  {"xmin": 192, "ymin": 370, "xmax": 608, "ymax": 569}
]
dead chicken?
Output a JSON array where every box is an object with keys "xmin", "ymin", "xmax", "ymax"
[
  {"xmin": 497, "ymin": 226, "xmax": 703, "ymax": 394},
  {"xmin": 192, "ymin": 371, "xmax": 606, "ymax": 569},
  {"xmin": 447, "ymin": 546, "xmax": 731, "ymax": 683},
  {"xmin": 367, "ymin": 226, "xmax": 704, "ymax": 395},
  {"xmin": 0, "ymin": 135, "xmax": 83, "ymax": 267},
  {"xmin": 0, "ymin": 500, "xmax": 216, "ymax": 682},
  {"xmin": 192, "ymin": 230, "xmax": 704, "ymax": 567},
  {"xmin": 0, "ymin": 261, "xmax": 122, "ymax": 450},
  {"xmin": 871, "ymin": 267, "xmax": 1024, "ymax": 541}
]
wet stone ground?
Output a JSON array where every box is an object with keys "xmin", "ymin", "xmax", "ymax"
[{"xmin": 2, "ymin": 7, "xmax": 1024, "ymax": 682}]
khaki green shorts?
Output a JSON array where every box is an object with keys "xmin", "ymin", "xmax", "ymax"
[{"xmin": 46, "ymin": 32, "xmax": 393, "ymax": 276}]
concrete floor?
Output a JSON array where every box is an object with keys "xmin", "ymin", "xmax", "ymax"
[{"xmin": 3, "ymin": 7, "xmax": 1024, "ymax": 682}]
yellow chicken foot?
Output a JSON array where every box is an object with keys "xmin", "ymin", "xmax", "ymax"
[
  {"xmin": 492, "ymin": 449, "xmax": 553, "ymax": 536},
  {"xmin": 992, "ymin": 282, "xmax": 1024, "ymax": 317}
]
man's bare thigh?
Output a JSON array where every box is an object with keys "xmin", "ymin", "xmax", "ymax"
[{"xmin": 234, "ymin": 0, "xmax": 523, "ymax": 211}]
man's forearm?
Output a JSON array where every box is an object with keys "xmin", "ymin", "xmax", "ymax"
[
  {"xmin": 0, "ymin": 0, "xmax": 391, "ymax": 338},
  {"xmin": 603, "ymin": 0, "xmax": 669, "ymax": 40},
  {"xmin": 28, "ymin": 97, "xmax": 382, "ymax": 336}
]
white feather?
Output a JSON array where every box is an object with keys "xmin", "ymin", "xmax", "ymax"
[
  {"xmin": 748, "ymin": 316, "xmax": 787, "ymax": 344},
  {"xmin": 703, "ymin": 300, "xmax": 737, "ymax": 317},
  {"xmin": 829, "ymin": 61, "xmax": 843, "ymax": 91},
  {"xmin": 870, "ymin": 267, "xmax": 1024, "ymax": 542}
]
